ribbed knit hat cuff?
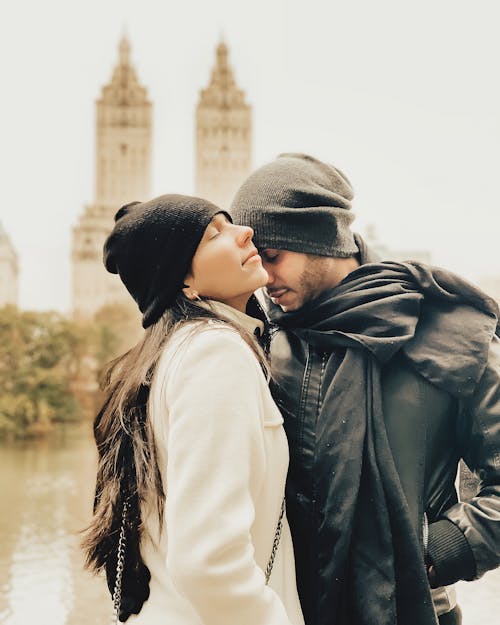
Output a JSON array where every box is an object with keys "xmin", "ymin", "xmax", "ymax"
[{"xmin": 238, "ymin": 207, "xmax": 358, "ymax": 257}]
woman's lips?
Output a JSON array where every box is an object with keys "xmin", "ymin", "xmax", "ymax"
[{"xmin": 243, "ymin": 253, "xmax": 262, "ymax": 265}]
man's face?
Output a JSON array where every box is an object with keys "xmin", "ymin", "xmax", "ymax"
[{"xmin": 261, "ymin": 249, "xmax": 338, "ymax": 312}]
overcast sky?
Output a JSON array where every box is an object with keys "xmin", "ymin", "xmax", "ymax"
[{"xmin": 1, "ymin": 0, "xmax": 499, "ymax": 312}]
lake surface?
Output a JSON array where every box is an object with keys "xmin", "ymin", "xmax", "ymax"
[{"xmin": 0, "ymin": 424, "xmax": 498, "ymax": 625}]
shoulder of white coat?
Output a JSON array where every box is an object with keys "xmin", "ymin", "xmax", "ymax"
[
  {"xmin": 183, "ymin": 323, "xmax": 259, "ymax": 367},
  {"xmin": 158, "ymin": 321, "xmax": 261, "ymax": 382}
]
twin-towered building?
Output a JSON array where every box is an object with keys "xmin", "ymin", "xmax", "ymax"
[{"xmin": 72, "ymin": 36, "xmax": 252, "ymax": 319}]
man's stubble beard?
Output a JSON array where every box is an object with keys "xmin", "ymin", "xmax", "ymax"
[{"xmin": 294, "ymin": 256, "xmax": 331, "ymax": 310}]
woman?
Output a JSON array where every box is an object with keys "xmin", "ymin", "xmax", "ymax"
[{"xmin": 83, "ymin": 194, "xmax": 304, "ymax": 625}]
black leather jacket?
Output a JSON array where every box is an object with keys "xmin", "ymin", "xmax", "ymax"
[{"xmin": 268, "ymin": 264, "xmax": 500, "ymax": 622}]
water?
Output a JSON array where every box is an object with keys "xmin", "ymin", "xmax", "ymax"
[
  {"xmin": 0, "ymin": 424, "xmax": 109, "ymax": 625},
  {"xmin": 0, "ymin": 424, "xmax": 498, "ymax": 625}
]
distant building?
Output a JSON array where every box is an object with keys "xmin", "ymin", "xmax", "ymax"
[
  {"xmin": 0, "ymin": 222, "xmax": 19, "ymax": 307},
  {"xmin": 362, "ymin": 224, "xmax": 432, "ymax": 264},
  {"xmin": 72, "ymin": 36, "xmax": 152, "ymax": 319},
  {"xmin": 195, "ymin": 40, "xmax": 252, "ymax": 210},
  {"xmin": 72, "ymin": 36, "xmax": 252, "ymax": 318}
]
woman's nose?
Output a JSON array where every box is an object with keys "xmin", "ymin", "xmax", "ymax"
[{"xmin": 235, "ymin": 224, "xmax": 254, "ymax": 246}]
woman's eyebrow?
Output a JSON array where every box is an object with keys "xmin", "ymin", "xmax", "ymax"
[
  {"xmin": 202, "ymin": 215, "xmax": 227, "ymax": 239},
  {"xmin": 212, "ymin": 213, "xmax": 231, "ymax": 225}
]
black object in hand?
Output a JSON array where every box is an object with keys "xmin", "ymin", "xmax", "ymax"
[{"xmin": 106, "ymin": 550, "xmax": 151, "ymax": 622}]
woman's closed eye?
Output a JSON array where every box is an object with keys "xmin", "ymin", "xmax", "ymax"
[{"xmin": 205, "ymin": 225, "xmax": 222, "ymax": 240}]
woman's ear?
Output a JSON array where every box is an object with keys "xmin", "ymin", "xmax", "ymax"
[{"xmin": 182, "ymin": 277, "xmax": 201, "ymax": 301}]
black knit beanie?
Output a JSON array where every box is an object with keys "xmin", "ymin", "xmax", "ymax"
[
  {"xmin": 103, "ymin": 194, "xmax": 224, "ymax": 328},
  {"xmin": 230, "ymin": 153, "xmax": 358, "ymax": 257}
]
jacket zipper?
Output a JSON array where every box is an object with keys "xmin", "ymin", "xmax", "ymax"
[
  {"xmin": 298, "ymin": 344, "xmax": 312, "ymax": 426},
  {"xmin": 422, "ymin": 511, "xmax": 429, "ymax": 560}
]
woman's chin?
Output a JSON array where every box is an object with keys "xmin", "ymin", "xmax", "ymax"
[
  {"xmin": 253, "ymin": 278, "xmax": 269, "ymax": 292},
  {"xmin": 255, "ymin": 267, "xmax": 269, "ymax": 288}
]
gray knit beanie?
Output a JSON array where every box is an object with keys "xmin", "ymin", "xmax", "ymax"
[{"xmin": 230, "ymin": 153, "xmax": 358, "ymax": 257}]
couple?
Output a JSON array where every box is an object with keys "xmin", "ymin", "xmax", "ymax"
[{"xmin": 84, "ymin": 154, "xmax": 500, "ymax": 625}]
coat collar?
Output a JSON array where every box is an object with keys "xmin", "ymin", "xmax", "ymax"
[{"xmin": 200, "ymin": 299, "xmax": 265, "ymax": 337}]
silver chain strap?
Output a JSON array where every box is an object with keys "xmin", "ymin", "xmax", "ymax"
[
  {"xmin": 265, "ymin": 497, "xmax": 285, "ymax": 585},
  {"xmin": 110, "ymin": 495, "xmax": 285, "ymax": 621},
  {"xmin": 111, "ymin": 501, "xmax": 128, "ymax": 625}
]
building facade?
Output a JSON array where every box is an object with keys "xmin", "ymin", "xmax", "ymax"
[
  {"xmin": 195, "ymin": 41, "xmax": 252, "ymax": 211},
  {"xmin": 72, "ymin": 36, "xmax": 152, "ymax": 319},
  {"xmin": 0, "ymin": 222, "xmax": 19, "ymax": 307},
  {"xmin": 72, "ymin": 37, "xmax": 252, "ymax": 318}
]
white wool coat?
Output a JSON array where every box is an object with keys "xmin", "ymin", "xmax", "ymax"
[{"xmin": 128, "ymin": 304, "xmax": 304, "ymax": 625}]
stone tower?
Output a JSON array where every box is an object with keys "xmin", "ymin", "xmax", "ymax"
[
  {"xmin": 195, "ymin": 40, "xmax": 252, "ymax": 210},
  {"xmin": 72, "ymin": 36, "xmax": 152, "ymax": 319},
  {"xmin": 0, "ymin": 222, "xmax": 19, "ymax": 307}
]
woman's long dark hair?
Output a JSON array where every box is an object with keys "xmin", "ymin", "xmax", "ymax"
[{"xmin": 82, "ymin": 293, "xmax": 268, "ymax": 575}]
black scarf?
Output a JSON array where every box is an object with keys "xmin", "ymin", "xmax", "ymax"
[{"xmin": 269, "ymin": 260, "xmax": 499, "ymax": 625}]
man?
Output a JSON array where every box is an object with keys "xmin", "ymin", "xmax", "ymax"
[{"xmin": 230, "ymin": 153, "xmax": 500, "ymax": 625}]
